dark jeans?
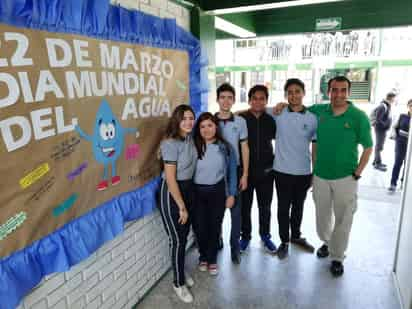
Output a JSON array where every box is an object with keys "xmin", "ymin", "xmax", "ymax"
[
  {"xmin": 241, "ymin": 172, "xmax": 275, "ymax": 240},
  {"xmin": 373, "ymin": 128, "xmax": 387, "ymax": 165},
  {"xmin": 193, "ymin": 180, "xmax": 226, "ymax": 264},
  {"xmin": 274, "ymin": 171, "xmax": 312, "ymax": 243},
  {"xmin": 220, "ymin": 167, "xmax": 242, "ymax": 253},
  {"xmin": 158, "ymin": 179, "xmax": 193, "ymax": 287},
  {"xmin": 391, "ymin": 140, "xmax": 408, "ymax": 186},
  {"xmin": 227, "ymin": 193, "xmax": 242, "ymax": 253}
]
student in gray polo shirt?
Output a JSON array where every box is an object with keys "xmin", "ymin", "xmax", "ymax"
[
  {"xmin": 158, "ymin": 104, "xmax": 197, "ymax": 303},
  {"xmin": 192, "ymin": 112, "xmax": 237, "ymax": 276},
  {"xmin": 268, "ymin": 78, "xmax": 317, "ymax": 259},
  {"xmin": 215, "ymin": 83, "xmax": 250, "ymax": 264}
]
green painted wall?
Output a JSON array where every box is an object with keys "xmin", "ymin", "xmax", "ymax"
[
  {"xmin": 190, "ymin": 8, "xmax": 216, "ymax": 64},
  {"xmin": 190, "ymin": 7, "xmax": 217, "ymax": 109},
  {"xmin": 219, "ymin": 0, "xmax": 412, "ymax": 37},
  {"xmin": 188, "ymin": 0, "xmax": 412, "ymax": 39}
]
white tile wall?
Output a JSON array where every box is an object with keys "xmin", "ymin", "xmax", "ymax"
[
  {"xmin": 20, "ymin": 211, "xmax": 182, "ymax": 309},
  {"xmin": 111, "ymin": 0, "xmax": 190, "ymax": 32}
]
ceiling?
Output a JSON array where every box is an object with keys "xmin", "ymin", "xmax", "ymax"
[
  {"xmin": 181, "ymin": 0, "xmax": 412, "ymax": 38},
  {"xmin": 199, "ymin": 0, "xmax": 293, "ymax": 11}
]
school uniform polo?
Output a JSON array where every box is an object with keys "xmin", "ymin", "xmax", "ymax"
[
  {"xmin": 269, "ymin": 106, "xmax": 317, "ymax": 175},
  {"xmin": 216, "ymin": 114, "xmax": 248, "ymax": 166},
  {"xmin": 194, "ymin": 143, "xmax": 225, "ymax": 185},
  {"xmin": 160, "ymin": 136, "xmax": 197, "ymax": 181}
]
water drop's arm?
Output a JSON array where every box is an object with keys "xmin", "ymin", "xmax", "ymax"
[{"xmin": 75, "ymin": 125, "xmax": 92, "ymax": 142}]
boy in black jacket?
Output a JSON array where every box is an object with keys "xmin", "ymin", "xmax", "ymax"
[
  {"xmin": 372, "ymin": 92, "xmax": 396, "ymax": 171},
  {"xmin": 239, "ymin": 85, "xmax": 277, "ymax": 254}
]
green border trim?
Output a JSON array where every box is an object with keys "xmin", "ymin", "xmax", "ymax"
[
  {"xmin": 215, "ymin": 63, "xmax": 312, "ymax": 73},
  {"xmin": 295, "ymin": 63, "xmax": 312, "ymax": 70},
  {"xmin": 382, "ymin": 59, "xmax": 412, "ymax": 67},
  {"xmin": 334, "ymin": 61, "xmax": 378, "ymax": 69},
  {"xmin": 216, "ymin": 59, "xmax": 412, "ymax": 74}
]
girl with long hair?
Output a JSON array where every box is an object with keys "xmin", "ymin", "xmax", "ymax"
[
  {"xmin": 158, "ymin": 104, "xmax": 197, "ymax": 303},
  {"xmin": 192, "ymin": 112, "xmax": 237, "ymax": 275}
]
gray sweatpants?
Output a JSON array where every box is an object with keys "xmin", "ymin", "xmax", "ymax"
[{"xmin": 313, "ymin": 175, "xmax": 358, "ymax": 262}]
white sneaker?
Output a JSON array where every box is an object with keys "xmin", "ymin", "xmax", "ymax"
[
  {"xmin": 173, "ymin": 285, "xmax": 194, "ymax": 303},
  {"xmin": 208, "ymin": 264, "xmax": 218, "ymax": 276},
  {"xmin": 185, "ymin": 273, "xmax": 194, "ymax": 287},
  {"xmin": 198, "ymin": 262, "xmax": 208, "ymax": 272}
]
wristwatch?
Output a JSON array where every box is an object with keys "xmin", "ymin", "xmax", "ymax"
[{"xmin": 352, "ymin": 172, "xmax": 361, "ymax": 180}]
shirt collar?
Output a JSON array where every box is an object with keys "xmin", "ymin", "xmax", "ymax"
[
  {"xmin": 246, "ymin": 110, "xmax": 267, "ymax": 118},
  {"xmin": 215, "ymin": 112, "xmax": 235, "ymax": 122},
  {"xmin": 287, "ymin": 105, "xmax": 307, "ymax": 114},
  {"xmin": 326, "ymin": 101, "xmax": 353, "ymax": 114}
]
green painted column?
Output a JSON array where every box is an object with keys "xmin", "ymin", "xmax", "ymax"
[{"xmin": 191, "ymin": 7, "xmax": 216, "ymax": 111}]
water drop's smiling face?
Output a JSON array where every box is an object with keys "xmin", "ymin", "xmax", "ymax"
[
  {"xmin": 92, "ymin": 100, "xmax": 124, "ymax": 163},
  {"xmin": 98, "ymin": 119, "xmax": 117, "ymax": 157}
]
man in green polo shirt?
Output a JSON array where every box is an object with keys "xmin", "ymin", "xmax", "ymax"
[{"xmin": 309, "ymin": 76, "xmax": 373, "ymax": 277}]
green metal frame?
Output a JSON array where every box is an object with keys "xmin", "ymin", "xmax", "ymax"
[{"xmin": 216, "ymin": 59, "xmax": 412, "ymax": 73}]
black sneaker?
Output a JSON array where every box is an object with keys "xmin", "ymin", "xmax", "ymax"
[
  {"xmin": 231, "ymin": 250, "xmax": 241, "ymax": 264},
  {"xmin": 277, "ymin": 243, "xmax": 289, "ymax": 260},
  {"xmin": 316, "ymin": 244, "xmax": 329, "ymax": 258},
  {"xmin": 290, "ymin": 237, "xmax": 315, "ymax": 253},
  {"xmin": 330, "ymin": 260, "xmax": 344, "ymax": 277},
  {"xmin": 218, "ymin": 237, "xmax": 223, "ymax": 251}
]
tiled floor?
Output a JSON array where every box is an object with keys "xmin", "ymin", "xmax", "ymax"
[{"xmin": 137, "ymin": 109, "xmax": 405, "ymax": 308}]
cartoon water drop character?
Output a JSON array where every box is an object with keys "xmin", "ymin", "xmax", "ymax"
[{"xmin": 75, "ymin": 99, "xmax": 137, "ymax": 191}]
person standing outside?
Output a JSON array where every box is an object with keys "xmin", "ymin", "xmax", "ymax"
[
  {"xmin": 239, "ymin": 85, "xmax": 277, "ymax": 254},
  {"xmin": 310, "ymin": 76, "xmax": 373, "ymax": 277},
  {"xmin": 388, "ymin": 99, "xmax": 412, "ymax": 192},
  {"xmin": 269, "ymin": 79, "xmax": 318, "ymax": 259},
  {"xmin": 192, "ymin": 113, "xmax": 237, "ymax": 275},
  {"xmin": 215, "ymin": 83, "xmax": 250, "ymax": 264},
  {"xmin": 372, "ymin": 92, "xmax": 396, "ymax": 171},
  {"xmin": 158, "ymin": 105, "xmax": 197, "ymax": 303}
]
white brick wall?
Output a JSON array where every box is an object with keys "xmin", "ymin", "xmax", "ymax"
[
  {"xmin": 111, "ymin": 0, "xmax": 191, "ymax": 32},
  {"xmin": 19, "ymin": 211, "xmax": 180, "ymax": 309}
]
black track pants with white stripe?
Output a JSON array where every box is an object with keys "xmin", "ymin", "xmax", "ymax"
[{"xmin": 158, "ymin": 179, "xmax": 193, "ymax": 287}]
